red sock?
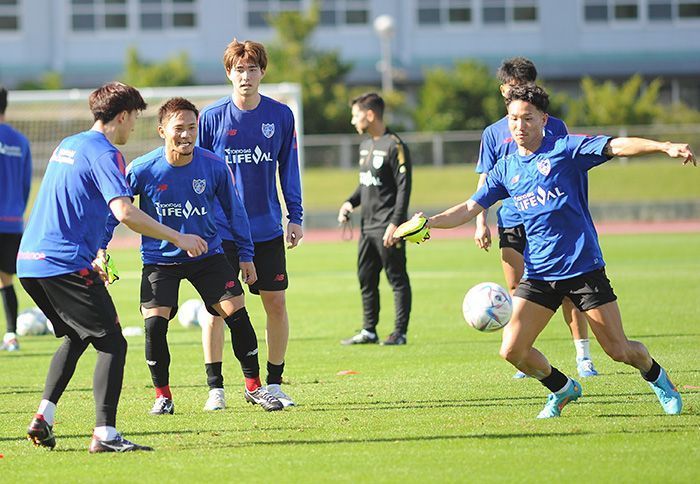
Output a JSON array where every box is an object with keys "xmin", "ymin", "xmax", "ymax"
[
  {"xmin": 155, "ymin": 385, "xmax": 172, "ymax": 399},
  {"xmin": 245, "ymin": 377, "xmax": 262, "ymax": 392}
]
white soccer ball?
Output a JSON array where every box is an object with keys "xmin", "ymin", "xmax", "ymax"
[
  {"xmin": 462, "ymin": 282, "xmax": 513, "ymax": 332},
  {"xmin": 16, "ymin": 307, "xmax": 49, "ymax": 336},
  {"xmin": 196, "ymin": 303, "xmax": 213, "ymax": 326},
  {"xmin": 178, "ymin": 299, "xmax": 203, "ymax": 328}
]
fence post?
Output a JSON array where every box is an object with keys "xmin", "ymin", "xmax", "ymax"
[
  {"xmin": 432, "ymin": 133, "xmax": 444, "ymax": 166},
  {"xmin": 340, "ymin": 136, "xmax": 353, "ymax": 169}
]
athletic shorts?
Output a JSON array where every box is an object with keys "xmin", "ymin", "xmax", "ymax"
[
  {"xmin": 20, "ymin": 269, "xmax": 121, "ymax": 340},
  {"xmin": 140, "ymin": 253, "xmax": 243, "ymax": 320},
  {"xmin": 222, "ymin": 236, "xmax": 288, "ymax": 295},
  {"xmin": 514, "ymin": 268, "xmax": 617, "ymax": 312},
  {"xmin": 0, "ymin": 233, "xmax": 22, "ymax": 274},
  {"xmin": 498, "ymin": 224, "xmax": 526, "ymax": 255}
]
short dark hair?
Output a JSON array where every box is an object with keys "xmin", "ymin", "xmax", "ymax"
[
  {"xmin": 223, "ymin": 39, "xmax": 268, "ymax": 73},
  {"xmin": 351, "ymin": 92, "xmax": 385, "ymax": 119},
  {"xmin": 497, "ymin": 57, "xmax": 537, "ymax": 85},
  {"xmin": 88, "ymin": 82, "xmax": 147, "ymax": 123},
  {"xmin": 0, "ymin": 86, "xmax": 7, "ymax": 115},
  {"xmin": 505, "ymin": 84, "xmax": 550, "ymax": 113},
  {"xmin": 158, "ymin": 97, "xmax": 199, "ymax": 125}
]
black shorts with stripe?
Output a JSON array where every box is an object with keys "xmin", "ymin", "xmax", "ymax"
[
  {"xmin": 140, "ymin": 253, "xmax": 243, "ymax": 320},
  {"xmin": 498, "ymin": 224, "xmax": 526, "ymax": 255},
  {"xmin": 222, "ymin": 236, "xmax": 288, "ymax": 295}
]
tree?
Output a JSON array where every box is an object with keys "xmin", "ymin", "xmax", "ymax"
[
  {"xmin": 562, "ymin": 75, "xmax": 663, "ymax": 126},
  {"xmin": 413, "ymin": 61, "xmax": 502, "ymax": 131},
  {"xmin": 264, "ymin": 8, "xmax": 353, "ymax": 133},
  {"xmin": 121, "ymin": 47, "xmax": 193, "ymax": 87}
]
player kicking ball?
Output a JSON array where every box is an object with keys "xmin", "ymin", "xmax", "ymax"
[
  {"xmin": 19, "ymin": 82, "xmax": 208, "ymax": 453},
  {"xmin": 396, "ymin": 85, "xmax": 693, "ymax": 418},
  {"xmin": 102, "ymin": 98, "xmax": 283, "ymax": 414}
]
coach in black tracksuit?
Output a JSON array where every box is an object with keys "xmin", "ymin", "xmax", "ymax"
[{"xmin": 338, "ymin": 92, "xmax": 412, "ymax": 346}]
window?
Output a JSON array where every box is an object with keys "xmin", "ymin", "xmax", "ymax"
[
  {"xmin": 0, "ymin": 0, "xmax": 19, "ymax": 32},
  {"xmin": 139, "ymin": 0, "xmax": 196, "ymax": 30},
  {"xmin": 584, "ymin": 0, "xmax": 639, "ymax": 21},
  {"xmin": 247, "ymin": 0, "xmax": 301, "ymax": 27},
  {"xmin": 319, "ymin": 0, "xmax": 369, "ymax": 26},
  {"xmin": 482, "ymin": 0, "xmax": 537, "ymax": 25},
  {"xmin": 648, "ymin": 1, "xmax": 673, "ymax": 20},
  {"xmin": 679, "ymin": 1, "xmax": 700, "ymax": 18},
  {"xmin": 71, "ymin": 0, "xmax": 128, "ymax": 32},
  {"xmin": 417, "ymin": 0, "xmax": 473, "ymax": 25}
]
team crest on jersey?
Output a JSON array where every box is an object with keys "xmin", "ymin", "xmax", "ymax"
[
  {"xmin": 510, "ymin": 174, "xmax": 520, "ymax": 185},
  {"xmin": 372, "ymin": 155, "xmax": 384, "ymax": 169},
  {"xmin": 192, "ymin": 179, "xmax": 206, "ymax": 194},
  {"xmin": 537, "ymin": 159, "xmax": 551, "ymax": 176},
  {"xmin": 261, "ymin": 123, "xmax": 275, "ymax": 139}
]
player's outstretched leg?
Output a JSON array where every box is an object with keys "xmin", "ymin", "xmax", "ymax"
[
  {"xmin": 536, "ymin": 370, "xmax": 582, "ymax": 419},
  {"xmin": 28, "ymin": 333, "xmax": 89, "ymax": 449},
  {"xmin": 224, "ymin": 307, "xmax": 283, "ymax": 411}
]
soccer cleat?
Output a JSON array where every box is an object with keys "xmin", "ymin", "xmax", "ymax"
[
  {"xmin": 536, "ymin": 379, "xmax": 582, "ymax": 419},
  {"xmin": 203, "ymin": 388, "xmax": 226, "ymax": 411},
  {"xmin": 245, "ymin": 387, "xmax": 284, "ymax": 411},
  {"xmin": 27, "ymin": 415, "xmax": 56, "ymax": 449},
  {"xmin": 341, "ymin": 329, "xmax": 379, "ymax": 345},
  {"xmin": 0, "ymin": 337, "xmax": 20, "ymax": 352},
  {"xmin": 149, "ymin": 396, "xmax": 174, "ymax": 415},
  {"xmin": 649, "ymin": 368, "xmax": 682, "ymax": 415},
  {"xmin": 577, "ymin": 358, "xmax": 599, "ymax": 378},
  {"xmin": 381, "ymin": 332, "xmax": 407, "ymax": 346},
  {"xmin": 266, "ymin": 384, "xmax": 295, "ymax": 407},
  {"xmin": 89, "ymin": 433, "xmax": 154, "ymax": 453},
  {"xmin": 513, "ymin": 370, "xmax": 529, "ymax": 379}
]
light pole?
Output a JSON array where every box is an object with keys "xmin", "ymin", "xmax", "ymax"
[{"xmin": 373, "ymin": 14, "xmax": 395, "ymax": 93}]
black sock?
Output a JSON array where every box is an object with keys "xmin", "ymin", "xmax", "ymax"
[
  {"xmin": 91, "ymin": 332, "xmax": 128, "ymax": 428},
  {"xmin": 224, "ymin": 308, "xmax": 260, "ymax": 379},
  {"xmin": 1, "ymin": 285, "xmax": 18, "ymax": 334},
  {"xmin": 539, "ymin": 366, "xmax": 569, "ymax": 393},
  {"xmin": 205, "ymin": 362, "xmax": 224, "ymax": 389},
  {"xmin": 266, "ymin": 361, "xmax": 285, "ymax": 385},
  {"xmin": 641, "ymin": 359, "xmax": 661, "ymax": 382},
  {"xmin": 144, "ymin": 316, "xmax": 170, "ymax": 388}
]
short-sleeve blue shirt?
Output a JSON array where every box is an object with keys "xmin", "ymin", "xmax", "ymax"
[
  {"xmin": 476, "ymin": 115, "xmax": 568, "ymax": 228},
  {"xmin": 472, "ymin": 135, "xmax": 612, "ymax": 281},
  {"xmin": 17, "ymin": 130, "xmax": 132, "ymax": 278}
]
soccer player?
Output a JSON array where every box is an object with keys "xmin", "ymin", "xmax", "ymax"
[
  {"xmin": 0, "ymin": 86, "xmax": 31, "ymax": 352},
  {"xmin": 102, "ymin": 97, "xmax": 283, "ymax": 414},
  {"xmin": 338, "ymin": 92, "xmax": 412, "ymax": 346},
  {"xmin": 407, "ymin": 85, "xmax": 692, "ymax": 418},
  {"xmin": 475, "ymin": 57, "xmax": 598, "ymax": 379},
  {"xmin": 197, "ymin": 39, "xmax": 302, "ymax": 408},
  {"xmin": 18, "ymin": 82, "xmax": 208, "ymax": 453}
]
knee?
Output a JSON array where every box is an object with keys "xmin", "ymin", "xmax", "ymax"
[
  {"xmin": 144, "ymin": 315, "xmax": 169, "ymax": 338},
  {"xmin": 499, "ymin": 343, "xmax": 527, "ymax": 366},
  {"xmin": 265, "ymin": 294, "xmax": 287, "ymax": 318}
]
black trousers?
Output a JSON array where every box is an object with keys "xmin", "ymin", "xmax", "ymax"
[{"xmin": 357, "ymin": 232, "xmax": 411, "ymax": 334}]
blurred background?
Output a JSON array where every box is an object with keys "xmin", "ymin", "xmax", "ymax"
[{"xmin": 1, "ymin": 0, "xmax": 699, "ymax": 225}]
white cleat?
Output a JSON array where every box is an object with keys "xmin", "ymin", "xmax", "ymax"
[
  {"xmin": 203, "ymin": 388, "xmax": 226, "ymax": 411},
  {"xmin": 266, "ymin": 384, "xmax": 295, "ymax": 407}
]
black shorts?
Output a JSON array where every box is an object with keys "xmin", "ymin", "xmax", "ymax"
[
  {"xmin": 498, "ymin": 224, "xmax": 526, "ymax": 255},
  {"xmin": 0, "ymin": 233, "xmax": 22, "ymax": 274},
  {"xmin": 20, "ymin": 269, "xmax": 120, "ymax": 340},
  {"xmin": 222, "ymin": 236, "xmax": 288, "ymax": 295},
  {"xmin": 514, "ymin": 268, "xmax": 617, "ymax": 312},
  {"xmin": 140, "ymin": 253, "xmax": 243, "ymax": 320}
]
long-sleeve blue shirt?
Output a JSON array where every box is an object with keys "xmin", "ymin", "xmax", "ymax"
[
  {"xmin": 103, "ymin": 146, "xmax": 254, "ymax": 265},
  {"xmin": 197, "ymin": 95, "xmax": 303, "ymax": 243},
  {"xmin": 0, "ymin": 123, "xmax": 32, "ymax": 234}
]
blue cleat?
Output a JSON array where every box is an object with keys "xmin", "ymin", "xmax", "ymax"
[
  {"xmin": 537, "ymin": 379, "xmax": 582, "ymax": 419},
  {"xmin": 649, "ymin": 368, "xmax": 682, "ymax": 415},
  {"xmin": 576, "ymin": 358, "xmax": 599, "ymax": 378},
  {"xmin": 513, "ymin": 370, "xmax": 529, "ymax": 379}
]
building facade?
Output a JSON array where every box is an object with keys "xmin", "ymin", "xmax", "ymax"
[{"xmin": 1, "ymin": 0, "xmax": 699, "ymax": 105}]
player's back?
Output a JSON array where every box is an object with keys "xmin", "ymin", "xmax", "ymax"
[
  {"xmin": 0, "ymin": 123, "xmax": 31, "ymax": 233},
  {"xmin": 18, "ymin": 130, "xmax": 131, "ymax": 277}
]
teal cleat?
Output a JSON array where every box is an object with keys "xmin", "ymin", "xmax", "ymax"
[
  {"xmin": 537, "ymin": 379, "xmax": 582, "ymax": 419},
  {"xmin": 649, "ymin": 368, "xmax": 682, "ymax": 415}
]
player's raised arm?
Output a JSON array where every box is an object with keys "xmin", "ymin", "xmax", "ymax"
[
  {"xmin": 428, "ymin": 199, "xmax": 486, "ymax": 229},
  {"xmin": 605, "ymin": 138, "xmax": 696, "ymax": 165}
]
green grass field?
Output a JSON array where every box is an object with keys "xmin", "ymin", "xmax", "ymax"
[{"xmin": 1, "ymin": 233, "xmax": 699, "ymax": 482}]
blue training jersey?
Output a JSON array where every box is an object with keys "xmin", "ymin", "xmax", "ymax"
[
  {"xmin": 472, "ymin": 135, "xmax": 612, "ymax": 281},
  {"xmin": 102, "ymin": 146, "xmax": 254, "ymax": 265},
  {"xmin": 0, "ymin": 124, "xmax": 32, "ymax": 233},
  {"xmin": 476, "ymin": 115, "xmax": 568, "ymax": 228},
  {"xmin": 17, "ymin": 130, "xmax": 132, "ymax": 278},
  {"xmin": 197, "ymin": 94, "xmax": 303, "ymax": 243}
]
